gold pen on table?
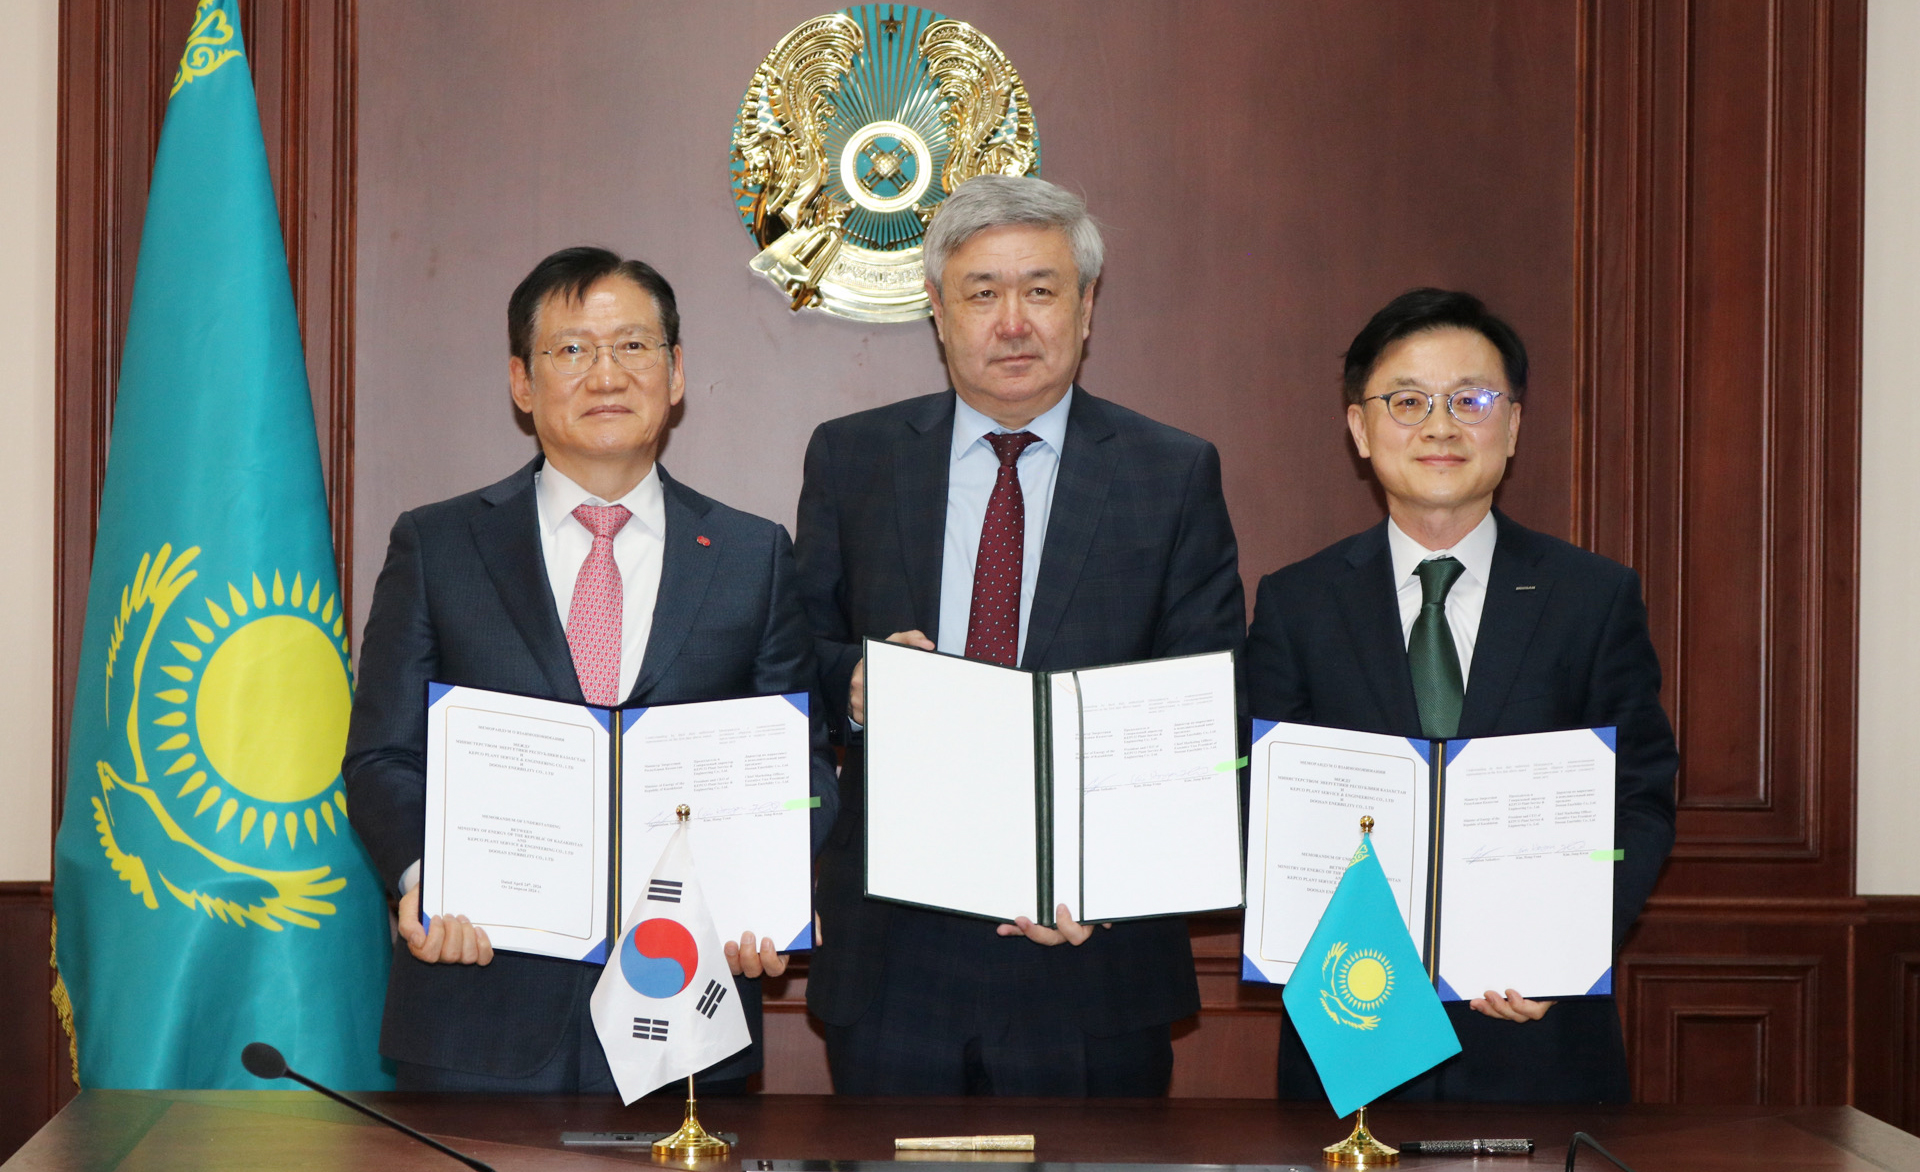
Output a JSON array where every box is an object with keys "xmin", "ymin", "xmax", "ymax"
[{"xmin": 894, "ymin": 1135, "xmax": 1035, "ymax": 1151}]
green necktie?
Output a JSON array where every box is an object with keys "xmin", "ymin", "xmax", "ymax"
[{"xmin": 1409, "ymin": 556, "xmax": 1467, "ymax": 739}]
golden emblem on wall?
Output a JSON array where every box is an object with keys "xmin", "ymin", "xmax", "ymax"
[{"xmin": 730, "ymin": 5, "xmax": 1040, "ymax": 322}]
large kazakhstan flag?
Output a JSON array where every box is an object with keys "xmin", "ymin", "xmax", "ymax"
[
  {"xmin": 51, "ymin": 0, "xmax": 390, "ymax": 1089},
  {"xmin": 1282, "ymin": 834, "xmax": 1459, "ymax": 1118}
]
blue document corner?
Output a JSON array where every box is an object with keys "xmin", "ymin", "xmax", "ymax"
[
  {"xmin": 621, "ymin": 708, "xmax": 646, "ymax": 733},
  {"xmin": 580, "ymin": 940, "xmax": 608, "ymax": 965},
  {"xmin": 786, "ymin": 922, "xmax": 813, "ymax": 952},
  {"xmin": 781, "ymin": 692, "xmax": 809, "ymax": 717},
  {"xmin": 1586, "ymin": 967, "xmax": 1613, "ymax": 996},
  {"xmin": 427, "ymin": 681, "xmax": 454, "ymax": 708},
  {"xmin": 1241, "ymin": 954, "xmax": 1271, "ymax": 984},
  {"xmin": 1436, "ymin": 975, "xmax": 1463, "ymax": 1002},
  {"xmin": 1591, "ymin": 726, "xmax": 1618, "ymax": 752}
]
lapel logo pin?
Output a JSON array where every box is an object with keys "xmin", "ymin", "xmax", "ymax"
[
  {"xmin": 697, "ymin": 535, "xmax": 712, "ymax": 546},
  {"xmin": 1515, "ymin": 585, "xmax": 1536, "ymax": 591}
]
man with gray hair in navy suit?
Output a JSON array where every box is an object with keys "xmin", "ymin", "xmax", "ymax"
[
  {"xmin": 795, "ymin": 175, "xmax": 1246, "ymax": 1096},
  {"xmin": 345, "ymin": 247, "xmax": 838, "ymax": 1093}
]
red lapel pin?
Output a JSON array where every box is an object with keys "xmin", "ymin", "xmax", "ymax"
[{"xmin": 696, "ymin": 535, "xmax": 711, "ymax": 546}]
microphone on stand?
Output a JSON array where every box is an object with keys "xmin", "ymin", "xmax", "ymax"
[{"xmin": 241, "ymin": 1043, "xmax": 497, "ymax": 1172}]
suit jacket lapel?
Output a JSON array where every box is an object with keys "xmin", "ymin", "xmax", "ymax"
[
  {"xmin": 627, "ymin": 468, "xmax": 718, "ymax": 703},
  {"xmin": 1336, "ymin": 522, "xmax": 1424, "ymax": 733},
  {"xmin": 1023, "ymin": 389, "xmax": 1117, "ymax": 669},
  {"xmin": 1458, "ymin": 511, "xmax": 1552, "ymax": 735},
  {"xmin": 894, "ymin": 394, "xmax": 954, "ymax": 637},
  {"xmin": 470, "ymin": 457, "xmax": 583, "ymax": 703}
]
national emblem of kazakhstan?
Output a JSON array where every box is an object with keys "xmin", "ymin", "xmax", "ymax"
[
  {"xmin": 88, "ymin": 543, "xmax": 356, "ymax": 930},
  {"xmin": 730, "ymin": 4, "xmax": 1040, "ymax": 321}
]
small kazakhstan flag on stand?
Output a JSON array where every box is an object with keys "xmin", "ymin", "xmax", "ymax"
[
  {"xmin": 1282, "ymin": 832, "xmax": 1459, "ymax": 1118},
  {"xmin": 51, "ymin": 0, "xmax": 390, "ymax": 1089}
]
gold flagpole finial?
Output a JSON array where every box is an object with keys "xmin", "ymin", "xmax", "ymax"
[
  {"xmin": 1360, "ymin": 815, "xmax": 1374, "ymax": 836},
  {"xmin": 1324, "ymin": 1104, "xmax": 1397, "ymax": 1166},
  {"xmin": 652, "ymin": 1073, "xmax": 731, "ymax": 1163},
  {"xmin": 676, "ymin": 804, "xmax": 691, "ymax": 822}
]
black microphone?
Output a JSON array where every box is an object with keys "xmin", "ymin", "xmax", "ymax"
[{"xmin": 241, "ymin": 1043, "xmax": 497, "ymax": 1172}]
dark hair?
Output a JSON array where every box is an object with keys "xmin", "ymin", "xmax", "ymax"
[
  {"xmin": 507, "ymin": 246, "xmax": 680, "ymax": 368},
  {"xmin": 1341, "ymin": 288, "xmax": 1528, "ymax": 406}
]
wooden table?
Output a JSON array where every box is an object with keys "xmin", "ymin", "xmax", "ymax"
[{"xmin": 6, "ymin": 1091, "xmax": 1918, "ymax": 1171}]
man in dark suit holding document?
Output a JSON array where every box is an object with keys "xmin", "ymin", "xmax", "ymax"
[
  {"xmin": 794, "ymin": 176, "xmax": 1245, "ymax": 1095},
  {"xmin": 343, "ymin": 247, "xmax": 837, "ymax": 1093},
  {"xmin": 1246, "ymin": 288, "xmax": 1677, "ymax": 1102}
]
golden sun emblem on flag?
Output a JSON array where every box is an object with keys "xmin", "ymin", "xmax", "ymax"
[
  {"xmin": 1319, "ymin": 941, "xmax": 1395, "ymax": 1031},
  {"xmin": 89, "ymin": 543, "xmax": 357, "ymax": 930}
]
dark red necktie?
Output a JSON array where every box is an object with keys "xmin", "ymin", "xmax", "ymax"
[{"xmin": 964, "ymin": 431, "xmax": 1040, "ymax": 666}]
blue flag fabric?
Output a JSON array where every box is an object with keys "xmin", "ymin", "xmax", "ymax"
[
  {"xmin": 51, "ymin": 0, "xmax": 390, "ymax": 1089},
  {"xmin": 1282, "ymin": 835, "xmax": 1460, "ymax": 1117}
]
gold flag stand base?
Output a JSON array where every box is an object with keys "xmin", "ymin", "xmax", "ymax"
[
  {"xmin": 1323, "ymin": 1106, "xmax": 1397, "ymax": 1166},
  {"xmin": 652, "ymin": 1077, "xmax": 731, "ymax": 1164}
]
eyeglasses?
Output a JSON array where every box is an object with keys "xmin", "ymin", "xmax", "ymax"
[
  {"xmin": 1363, "ymin": 387, "xmax": 1507, "ymax": 426},
  {"xmin": 541, "ymin": 336, "xmax": 670, "ymax": 375}
]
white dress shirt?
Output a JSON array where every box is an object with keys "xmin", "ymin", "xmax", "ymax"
[
  {"xmin": 936, "ymin": 389, "xmax": 1073, "ymax": 662},
  {"xmin": 1386, "ymin": 510, "xmax": 1498, "ymax": 687},
  {"xmin": 535, "ymin": 460, "xmax": 667, "ymax": 705}
]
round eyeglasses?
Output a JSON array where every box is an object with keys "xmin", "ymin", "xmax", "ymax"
[
  {"xmin": 1363, "ymin": 387, "xmax": 1508, "ymax": 426},
  {"xmin": 541, "ymin": 337, "xmax": 669, "ymax": 375}
]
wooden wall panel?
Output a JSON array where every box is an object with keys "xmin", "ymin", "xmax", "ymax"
[
  {"xmin": 1631, "ymin": 959, "xmax": 1822, "ymax": 1105},
  {"xmin": 1578, "ymin": 0, "xmax": 1869, "ymax": 1111},
  {"xmin": 1533, "ymin": 0, "xmax": 1863, "ymax": 1112},
  {"xmin": 1579, "ymin": 0, "xmax": 1860, "ymax": 890},
  {"xmin": 0, "ymin": 885, "xmax": 59, "ymax": 1163},
  {"xmin": 1850, "ymin": 898, "xmax": 1920, "ymax": 1131},
  {"xmin": 1620, "ymin": 910, "xmax": 1853, "ymax": 1108}
]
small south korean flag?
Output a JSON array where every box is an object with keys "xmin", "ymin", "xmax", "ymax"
[{"xmin": 590, "ymin": 821, "xmax": 750, "ymax": 1103}]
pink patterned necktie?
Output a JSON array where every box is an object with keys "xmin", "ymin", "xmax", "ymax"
[
  {"xmin": 567, "ymin": 502, "xmax": 632, "ymax": 706},
  {"xmin": 964, "ymin": 431, "xmax": 1040, "ymax": 667}
]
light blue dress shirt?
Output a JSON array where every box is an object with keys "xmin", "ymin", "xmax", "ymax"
[{"xmin": 936, "ymin": 389, "xmax": 1074, "ymax": 663}]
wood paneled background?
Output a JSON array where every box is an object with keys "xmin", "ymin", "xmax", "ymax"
[{"xmin": 6, "ymin": 0, "xmax": 1914, "ymax": 1160}]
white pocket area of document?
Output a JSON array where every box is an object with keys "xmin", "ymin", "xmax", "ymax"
[
  {"xmin": 863, "ymin": 642, "xmax": 1040, "ymax": 922},
  {"xmin": 423, "ymin": 688, "xmax": 612, "ymax": 959},
  {"xmin": 1434, "ymin": 728, "xmax": 1616, "ymax": 1002}
]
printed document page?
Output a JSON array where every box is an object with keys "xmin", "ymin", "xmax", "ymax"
[
  {"xmin": 863, "ymin": 640, "xmax": 1040, "ymax": 922},
  {"xmin": 1244, "ymin": 722, "xmax": 1429, "ymax": 985},
  {"xmin": 1435, "ymin": 728, "xmax": 1616, "ymax": 1000},
  {"xmin": 424, "ymin": 685, "xmax": 609, "ymax": 960},
  {"xmin": 1072, "ymin": 651, "xmax": 1242, "ymax": 921},
  {"xmin": 616, "ymin": 693, "xmax": 814, "ymax": 952}
]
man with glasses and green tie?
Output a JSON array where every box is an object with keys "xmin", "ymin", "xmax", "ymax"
[
  {"xmin": 1246, "ymin": 287, "xmax": 1676, "ymax": 1103},
  {"xmin": 344, "ymin": 247, "xmax": 837, "ymax": 1093}
]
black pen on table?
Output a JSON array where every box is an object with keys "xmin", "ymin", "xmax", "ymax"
[{"xmin": 1400, "ymin": 1137, "xmax": 1535, "ymax": 1156}]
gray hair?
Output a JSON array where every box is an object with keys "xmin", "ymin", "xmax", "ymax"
[{"xmin": 921, "ymin": 175, "xmax": 1104, "ymax": 295}]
